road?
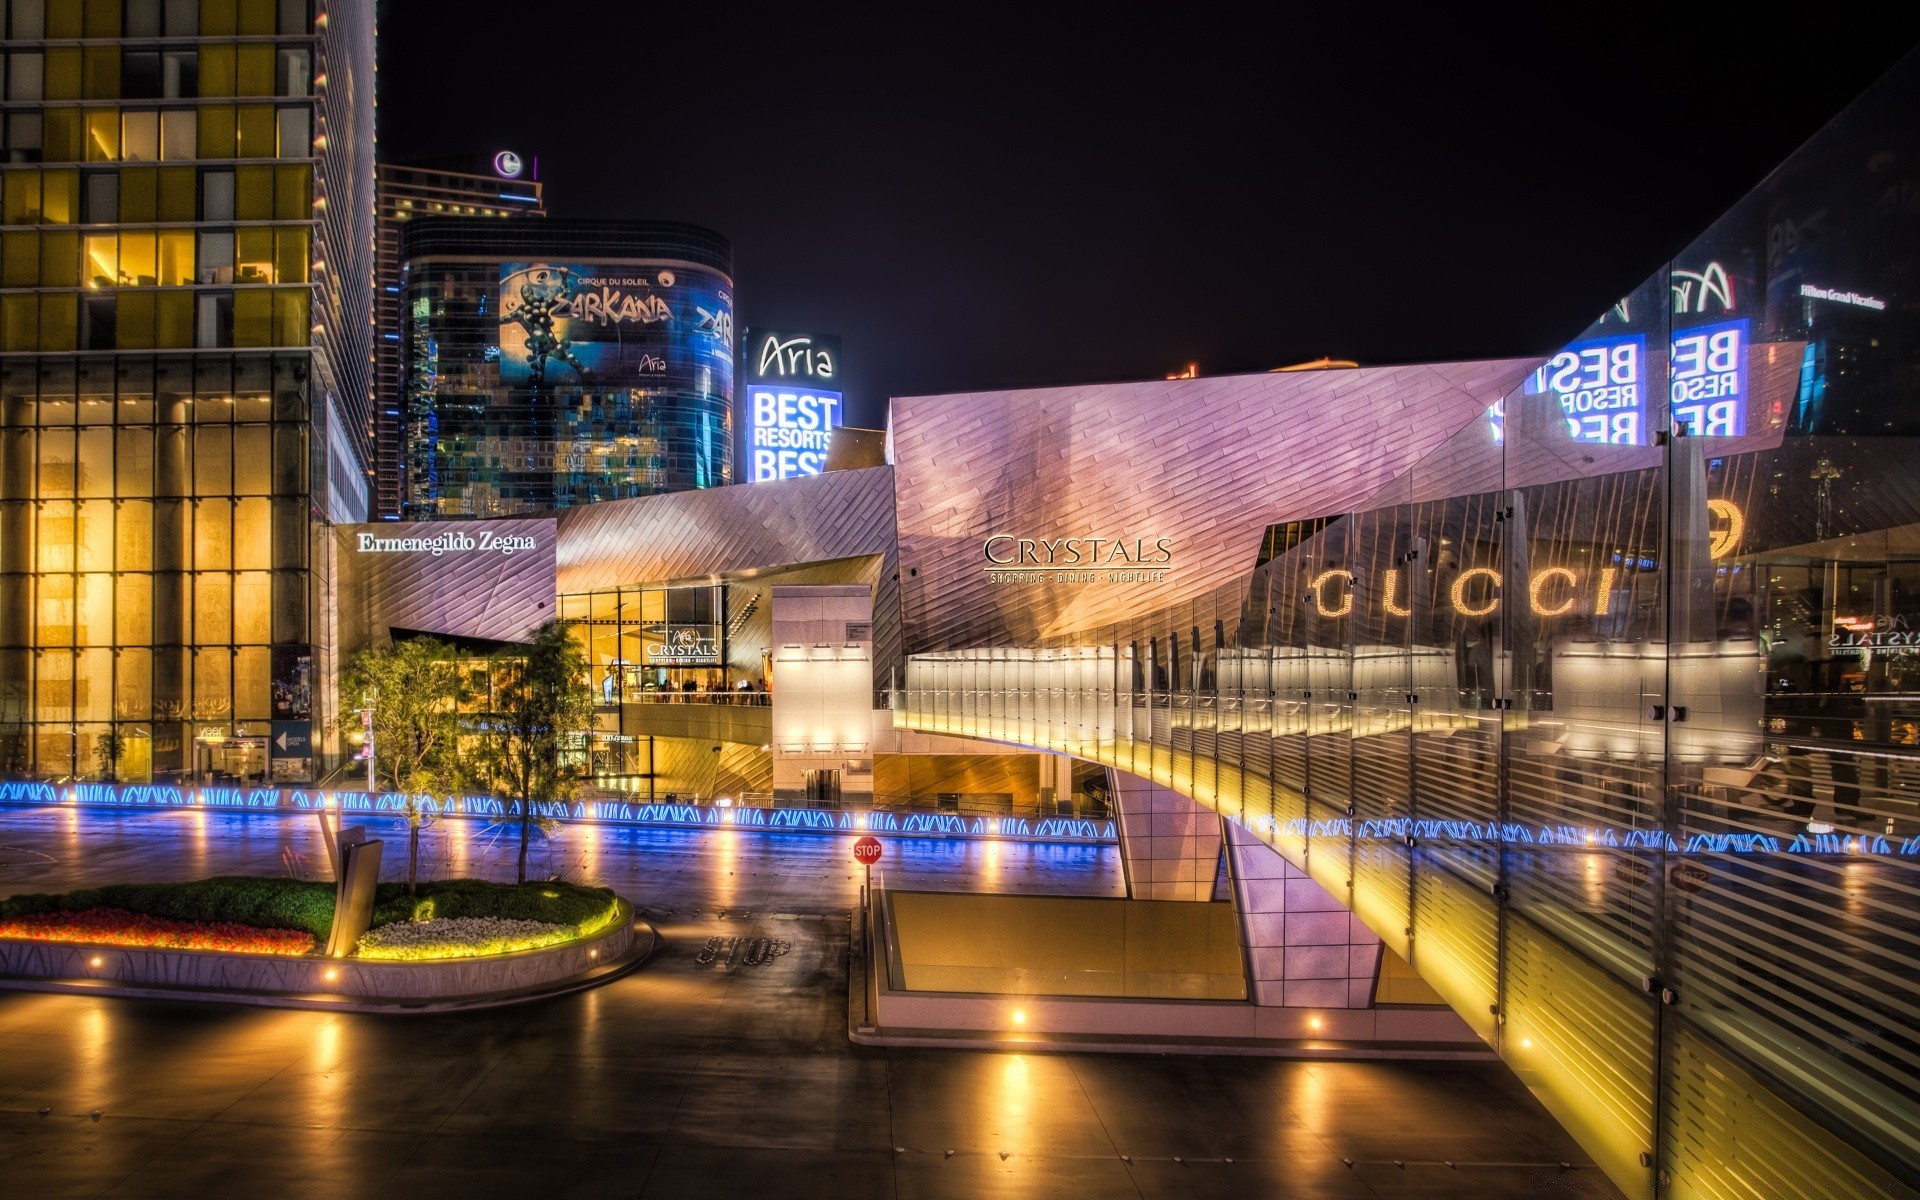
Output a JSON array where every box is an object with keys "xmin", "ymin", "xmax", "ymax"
[{"xmin": 0, "ymin": 805, "xmax": 1617, "ymax": 1199}]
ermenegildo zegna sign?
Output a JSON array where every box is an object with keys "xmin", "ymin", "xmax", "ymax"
[
  {"xmin": 982, "ymin": 535, "xmax": 1173, "ymax": 584},
  {"xmin": 355, "ymin": 531, "xmax": 540, "ymax": 557}
]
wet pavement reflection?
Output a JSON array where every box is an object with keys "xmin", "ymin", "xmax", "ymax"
[{"xmin": 0, "ymin": 806, "xmax": 1618, "ymax": 1198}]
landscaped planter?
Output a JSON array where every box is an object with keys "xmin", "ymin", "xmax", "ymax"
[{"xmin": 0, "ymin": 898, "xmax": 638, "ymax": 1004}]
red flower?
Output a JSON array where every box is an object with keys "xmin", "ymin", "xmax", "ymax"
[{"xmin": 0, "ymin": 908, "xmax": 316, "ymax": 956}]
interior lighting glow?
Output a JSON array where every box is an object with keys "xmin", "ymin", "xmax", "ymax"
[
  {"xmin": 1011, "ymin": 1009, "xmax": 1026, "ymax": 1025},
  {"xmin": 1308, "ymin": 1016, "xmax": 1323, "ymax": 1031},
  {"xmin": 324, "ymin": 967, "xmax": 338, "ymax": 982},
  {"xmin": 1528, "ymin": 567, "xmax": 1578, "ymax": 616},
  {"xmin": 88, "ymin": 955, "xmax": 103, "ymax": 968},
  {"xmin": 1450, "ymin": 567, "xmax": 1502, "ymax": 617},
  {"xmin": 1309, "ymin": 570, "xmax": 1354, "ymax": 618}
]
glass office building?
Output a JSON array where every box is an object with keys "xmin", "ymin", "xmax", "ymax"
[
  {"xmin": 400, "ymin": 218, "xmax": 733, "ymax": 519},
  {"xmin": 371, "ymin": 154, "xmax": 545, "ymax": 520},
  {"xmin": 901, "ymin": 58, "xmax": 1920, "ymax": 1199},
  {"xmin": 0, "ymin": 0, "xmax": 375, "ymax": 784}
]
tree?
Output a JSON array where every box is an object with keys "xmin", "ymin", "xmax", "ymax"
[
  {"xmin": 343, "ymin": 636, "xmax": 472, "ymax": 895},
  {"xmin": 480, "ymin": 620, "xmax": 598, "ymax": 884},
  {"xmin": 93, "ymin": 731, "xmax": 124, "ymax": 783}
]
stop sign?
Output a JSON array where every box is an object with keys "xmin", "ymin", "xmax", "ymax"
[{"xmin": 852, "ymin": 836, "xmax": 883, "ymax": 865}]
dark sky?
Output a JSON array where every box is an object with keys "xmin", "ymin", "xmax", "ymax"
[{"xmin": 377, "ymin": 7, "xmax": 1920, "ymax": 430}]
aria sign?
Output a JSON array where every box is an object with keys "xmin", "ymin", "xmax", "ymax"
[
  {"xmin": 745, "ymin": 329, "xmax": 844, "ymax": 483},
  {"xmin": 355, "ymin": 531, "xmax": 539, "ymax": 557},
  {"xmin": 983, "ymin": 536, "xmax": 1174, "ymax": 585}
]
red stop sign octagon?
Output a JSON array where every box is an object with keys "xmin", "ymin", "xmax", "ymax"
[{"xmin": 852, "ymin": 836, "xmax": 884, "ymax": 865}]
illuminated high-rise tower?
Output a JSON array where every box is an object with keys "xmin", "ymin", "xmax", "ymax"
[{"xmin": 0, "ymin": 0, "xmax": 376, "ymax": 784}]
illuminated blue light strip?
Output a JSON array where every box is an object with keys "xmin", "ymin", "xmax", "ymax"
[
  {"xmin": 1229, "ymin": 811, "xmax": 1920, "ymax": 857},
  {"xmin": 8, "ymin": 782, "xmax": 1119, "ymax": 845}
]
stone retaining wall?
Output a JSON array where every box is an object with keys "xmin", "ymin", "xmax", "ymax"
[{"xmin": 0, "ymin": 902, "xmax": 636, "ymax": 1002}]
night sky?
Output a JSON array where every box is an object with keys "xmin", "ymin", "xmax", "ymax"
[{"xmin": 377, "ymin": 7, "xmax": 1920, "ymax": 430}]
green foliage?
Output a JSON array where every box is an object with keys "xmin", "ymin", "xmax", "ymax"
[
  {"xmin": 0, "ymin": 877, "xmax": 337, "ymax": 939},
  {"xmin": 342, "ymin": 635, "xmax": 473, "ymax": 798},
  {"xmin": 0, "ymin": 877, "xmax": 620, "ymax": 948},
  {"xmin": 477, "ymin": 620, "xmax": 599, "ymax": 883},
  {"xmin": 367, "ymin": 878, "xmax": 618, "ymax": 933}
]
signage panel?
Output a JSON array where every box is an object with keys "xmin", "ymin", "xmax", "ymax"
[{"xmin": 743, "ymin": 329, "xmax": 843, "ymax": 482}]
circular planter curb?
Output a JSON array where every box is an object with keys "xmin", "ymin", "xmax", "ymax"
[{"xmin": 0, "ymin": 900, "xmax": 653, "ymax": 1012}]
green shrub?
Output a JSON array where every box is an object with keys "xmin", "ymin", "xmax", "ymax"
[
  {"xmin": 0, "ymin": 877, "xmax": 336, "ymax": 939},
  {"xmin": 368, "ymin": 879, "xmax": 618, "ymax": 933},
  {"xmin": 0, "ymin": 877, "xmax": 619, "ymax": 945}
]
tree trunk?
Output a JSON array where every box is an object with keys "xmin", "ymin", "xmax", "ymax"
[
  {"xmin": 408, "ymin": 821, "xmax": 419, "ymax": 896},
  {"xmin": 517, "ymin": 800, "xmax": 531, "ymax": 884}
]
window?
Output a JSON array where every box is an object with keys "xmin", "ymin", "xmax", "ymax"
[
  {"xmin": 195, "ymin": 292, "xmax": 231, "ymax": 348},
  {"xmin": 2, "ymin": 172, "xmax": 42, "ymax": 223},
  {"xmin": 275, "ymin": 49, "xmax": 310, "ymax": 97},
  {"xmin": 1, "ymin": 231, "xmax": 36, "ymax": 285},
  {"xmin": 40, "ymin": 167, "xmax": 74, "ymax": 221},
  {"xmin": 155, "ymin": 229, "xmax": 192, "ymax": 285},
  {"xmin": 81, "ymin": 46, "xmax": 118, "ymax": 100},
  {"xmin": 159, "ymin": 110, "xmax": 194, "ymax": 160},
  {"xmin": 43, "ymin": 48, "xmax": 78, "ymax": 100},
  {"xmin": 163, "ymin": 0, "xmax": 196, "ymax": 35},
  {"xmin": 275, "ymin": 107, "xmax": 309, "ymax": 159},
  {"xmin": 125, "ymin": 0, "xmax": 161, "ymax": 37},
  {"xmin": 278, "ymin": 0, "xmax": 305, "ymax": 34},
  {"xmin": 7, "ymin": 53, "xmax": 43, "ymax": 102},
  {"xmin": 121, "ymin": 111, "xmax": 159, "ymax": 163},
  {"xmin": 198, "ymin": 45, "xmax": 234, "ymax": 97},
  {"xmin": 118, "ymin": 167, "xmax": 156, "ymax": 221},
  {"xmin": 234, "ymin": 227, "xmax": 271, "ymax": 282},
  {"xmin": 119, "ymin": 230, "xmax": 156, "ymax": 283},
  {"xmin": 6, "ymin": 112, "xmax": 44, "ymax": 163},
  {"xmin": 81, "ymin": 296, "xmax": 114, "ymax": 351},
  {"xmin": 83, "ymin": 110, "xmax": 118, "ymax": 162},
  {"xmin": 161, "ymin": 50, "xmax": 197, "ymax": 99},
  {"xmin": 236, "ymin": 105, "xmax": 274, "ymax": 158},
  {"xmin": 11, "ymin": 0, "xmax": 45, "ymax": 38},
  {"xmin": 156, "ymin": 165, "xmax": 195, "ymax": 220},
  {"xmin": 196, "ymin": 230, "xmax": 232, "ymax": 283},
  {"xmin": 83, "ymin": 232, "xmax": 116, "ymax": 285},
  {"xmin": 121, "ymin": 52, "xmax": 161, "ymax": 100},
  {"xmin": 235, "ymin": 45, "xmax": 272, "ymax": 97},
  {"xmin": 200, "ymin": 170, "xmax": 234, "ymax": 220},
  {"xmin": 82, "ymin": 171, "xmax": 116, "ymax": 223}
]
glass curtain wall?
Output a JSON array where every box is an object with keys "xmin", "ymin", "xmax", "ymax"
[{"xmin": 901, "ymin": 57, "xmax": 1920, "ymax": 1200}]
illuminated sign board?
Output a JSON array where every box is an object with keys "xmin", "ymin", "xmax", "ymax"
[
  {"xmin": 493, "ymin": 150, "xmax": 524, "ymax": 179},
  {"xmin": 1799, "ymin": 284, "xmax": 1886, "ymax": 311},
  {"xmin": 981, "ymin": 535, "xmax": 1174, "ymax": 585},
  {"xmin": 1670, "ymin": 318, "xmax": 1747, "ymax": 437},
  {"xmin": 1525, "ymin": 333, "xmax": 1647, "ymax": 446},
  {"xmin": 355, "ymin": 531, "xmax": 538, "ymax": 557},
  {"xmin": 644, "ymin": 627, "xmax": 721, "ymax": 664},
  {"xmin": 744, "ymin": 330, "xmax": 842, "ymax": 482},
  {"xmin": 1508, "ymin": 319, "xmax": 1749, "ymax": 444}
]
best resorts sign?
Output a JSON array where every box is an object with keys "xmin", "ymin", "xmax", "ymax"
[{"xmin": 744, "ymin": 329, "xmax": 842, "ymax": 482}]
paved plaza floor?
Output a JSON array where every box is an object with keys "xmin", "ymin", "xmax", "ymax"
[{"xmin": 0, "ymin": 806, "xmax": 1619, "ymax": 1198}]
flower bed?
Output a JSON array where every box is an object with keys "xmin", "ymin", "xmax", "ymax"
[
  {"xmin": 0, "ymin": 907, "xmax": 317, "ymax": 956},
  {"xmin": 357, "ymin": 916, "xmax": 578, "ymax": 961}
]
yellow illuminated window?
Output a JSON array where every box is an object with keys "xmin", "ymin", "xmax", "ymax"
[
  {"xmin": 236, "ymin": 45, "xmax": 273, "ymax": 96},
  {"xmin": 272, "ymin": 288, "xmax": 306, "ymax": 347},
  {"xmin": 234, "ymin": 227, "xmax": 271, "ymax": 282},
  {"xmin": 199, "ymin": 44, "xmax": 236, "ymax": 97},
  {"xmin": 2, "ymin": 232, "xmax": 40, "ymax": 287},
  {"xmin": 120, "ymin": 167, "xmax": 158, "ymax": 222},
  {"xmin": 44, "ymin": 109, "xmax": 84, "ymax": 162},
  {"xmin": 45, "ymin": 0, "xmax": 84, "ymax": 39},
  {"xmin": 40, "ymin": 294, "xmax": 78, "ymax": 351},
  {"xmin": 273, "ymin": 164, "xmax": 309, "ymax": 220},
  {"xmin": 236, "ymin": 105, "xmax": 274, "ymax": 159},
  {"xmin": 84, "ymin": 110, "xmax": 119, "ymax": 163},
  {"xmin": 155, "ymin": 292, "xmax": 193, "ymax": 347},
  {"xmin": 84, "ymin": 233, "xmax": 118, "ymax": 287},
  {"xmin": 81, "ymin": 46, "xmax": 119, "ymax": 100},
  {"xmin": 76, "ymin": 498, "xmax": 112, "ymax": 566},
  {"xmin": 1, "ymin": 296, "xmax": 36, "ymax": 351},
  {"xmin": 156, "ymin": 230, "xmax": 193, "ymax": 285},
  {"xmin": 44, "ymin": 49, "xmax": 82, "ymax": 101},
  {"xmin": 201, "ymin": 0, "xmax": 238, "ymax": 36},
  {"xmin": 273, "ymin": 226, "xmax": 307, "ymax": 284},
  {"xmin": 121, "ymin": 111, "xmax": 159, "ymax": 162},
  {"xmin": 232, "ymin": 289, "xmax": 271, "ymax": 347},
  {"xmin": 235, "ymin": 164, "xmax": 272, "ymax": 219},
  {"xmin": 237, "ymin": 0, "xmax": 274, "ymax": 35},
  {"xmin": 41, "ymin": 169, "xmax": 77, "ymax": 223},
  {"xmin": 197, "ymin": 105, "xmax": 236, "ymax": 158},
  {"xmin": 39, "ymin": 435, "xmax": 77, "ymax": 502},
  {"xmin": 83, "ymin": 0, "xmax": 120, "ymax": 36},
  {"xmin": 41, "ymin": 230, "xmax": 79, "ymax": 286},
  {"xmin": 120, "ymin": 231, "xmax": 157, "ymax": 285},
  {"xmin": 117, "ymin": 292, "xmax": 156, "ymax": 350},
  {"xmin": 157, "ymin": 167, "xmax": 196, "ymax": 221},
  {"xmin": 2, "ymin": 172, "xmax": 43, "ymax": 224}
]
